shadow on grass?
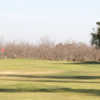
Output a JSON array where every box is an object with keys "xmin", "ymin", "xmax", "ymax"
[
  {"xmin": 0, "ymin": 87, "xmax": 100, "ymax": 96},
  {"xmin": 2, "ymin": 78, "xmax": 100, "ymax": 84},
  {"xmin": 62, "ymin": 61, "xmax": 100, "ymax": 65},
  {"xmin": 1, "ymin": 74, "xmax": 100, "ymax": 80}
]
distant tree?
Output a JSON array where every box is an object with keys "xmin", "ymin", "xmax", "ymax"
[{"xmin": 91, "ymin": 22, "xmax": 100, "ymax": 48}]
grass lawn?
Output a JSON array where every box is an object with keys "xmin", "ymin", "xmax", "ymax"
[{"xmin": 0, "ymin": 59, "xmax": 100, "ymax": 100}]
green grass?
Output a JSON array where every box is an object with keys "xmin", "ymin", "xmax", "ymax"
[{"xmin": 0, "ymin": 59, "xmax": 100, "ymax": 100}]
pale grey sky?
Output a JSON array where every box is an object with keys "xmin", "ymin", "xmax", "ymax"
[{"xmin": 0, "ymin": 0, "xmax": 100, "ymax": 44}]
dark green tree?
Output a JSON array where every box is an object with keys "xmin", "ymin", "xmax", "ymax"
[{"xmin": 91, "ymin": 22, "xmax": 100, "ymax": 48}]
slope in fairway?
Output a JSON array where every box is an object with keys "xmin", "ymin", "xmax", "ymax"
[{"xmin": 0, "ymin": 59, "xmax": 100, "ymax": 100}]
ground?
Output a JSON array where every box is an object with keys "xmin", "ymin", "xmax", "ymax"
[{"xmin": 0, "ymin": 59, "xmax": 100, "ymax": 100}]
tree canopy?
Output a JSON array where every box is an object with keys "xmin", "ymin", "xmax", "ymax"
[{"xmin": 91, "ymin": 22, "xmax": 100, "ymax": 48}]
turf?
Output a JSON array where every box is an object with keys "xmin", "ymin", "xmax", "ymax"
[{"xmin": 0, "ymin": 59, "xmax": 100, "ymax": 100}]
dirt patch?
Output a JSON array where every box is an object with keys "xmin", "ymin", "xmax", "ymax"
[{"xmin": 0, "ymin": 70, "xmax": 64, "ymax": 75}]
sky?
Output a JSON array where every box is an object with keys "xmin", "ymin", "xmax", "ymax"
[{"xmin": 0, "ymin": 0, "xmax": 100, "ymax": 44}]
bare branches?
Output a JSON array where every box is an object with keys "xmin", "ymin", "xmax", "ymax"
[{"xmin": 0, "ymin": 40, "xmax": 99, "ymax": 61}]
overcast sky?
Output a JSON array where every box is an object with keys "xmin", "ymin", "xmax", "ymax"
[{"xmin": 0, "ymin": 0, "xmax": 100, "ymax": 44}]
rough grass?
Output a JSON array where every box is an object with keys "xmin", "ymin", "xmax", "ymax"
[{"xmin": 0, "ymin": 59, "xmax": 100, "ymax": 100}]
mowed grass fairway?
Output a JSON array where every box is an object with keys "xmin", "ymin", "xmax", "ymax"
[{"xmin": 0, "ymin": 59, "xmax": 100, "ymax": 100}]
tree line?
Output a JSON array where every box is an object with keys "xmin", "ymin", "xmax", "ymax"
[{"xmin": 0, "ymin": 40, "xmax": 100, "ymax": 61}]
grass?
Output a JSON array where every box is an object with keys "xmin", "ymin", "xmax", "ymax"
[{"xmin": 0, "ymin": 59, "xmax": 100, "ymax": 100}]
